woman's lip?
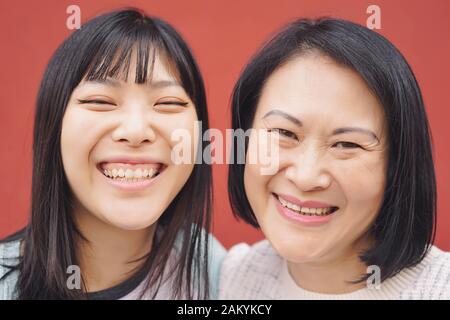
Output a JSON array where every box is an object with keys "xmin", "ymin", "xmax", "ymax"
[
  {"xmin": 273, "ymin": 194, "xmax": 337, "ymax": 226},
  {"xmin": 275, "ymin": 193, "xmax": 336, "ymax": 208},
  {"xmin": 98, "ymin": 166, "xmax": 165, "ymax": 192}
]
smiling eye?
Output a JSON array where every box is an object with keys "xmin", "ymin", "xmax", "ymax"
[
  {"xmin": 269, "ymin": 128, "xmax": 298, "ymax": 140},
  {"xmin": 333, "ymin": 141, "xmax": 362, "ymax": 149},
  {"xmin": 78, "ymin": 99, "xmax": 115, "ymax": 105},
  {"xmin": 153, "ymin": 99, "xmax": 189, "ymax": 113},
  {"xmin": 155, "ymin": 101, "xmax": 188, "ymax": 106}
]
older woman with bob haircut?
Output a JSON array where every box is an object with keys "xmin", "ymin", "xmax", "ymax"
[{"xmin": 221, "ymin": 18, "xmax": 450, "ymax": 299}]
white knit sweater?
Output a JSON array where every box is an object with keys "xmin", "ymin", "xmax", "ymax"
[{"xmin": 219, "ymin": 240, "xmax": 450, "ymax": 300}]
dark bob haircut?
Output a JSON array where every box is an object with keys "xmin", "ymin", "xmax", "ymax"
[
  {"xmin": 228, "ymin": 18, "xmax": 436, "ymax": 282},
  {"xmin": 1, "ymin": 9, "xmax": 212, "ymax": 299}
]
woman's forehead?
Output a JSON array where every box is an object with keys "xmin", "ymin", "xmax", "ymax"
[{"xmin": 258, "ymin": 56, "xmax": 384, "ymax": 119}]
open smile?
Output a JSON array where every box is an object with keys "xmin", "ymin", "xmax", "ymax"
[
  {"xmin": 96, "ymin": 159, "xmax": 167, "ymax": 191},
  {"xmin": 272, "ymin": 193, "xmax": 339, "ymax": 226}
]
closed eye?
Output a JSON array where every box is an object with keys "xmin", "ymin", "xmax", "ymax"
[
  {"xmin": 333, "ymin": 141, "xmax": 362, "ymax": 149},
  {"xmin": 153, "ymin": 99, "xmax": 189, "ymax": 113},
  {"xmin": 269, "ymin": 128, "xmax": 298, "ymax": 140},
  {"xmin": 77, "ymin": 99, "xmax": 116, "ymax": 105},
  {"xmin": 154, "ymin": 101, "xmax": 189, "ymax": 107}
]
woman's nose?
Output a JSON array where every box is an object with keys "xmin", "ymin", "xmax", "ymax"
[
  {"xmin": 112, "ymin": 107, "xmax": 156, "ymax": 147},
  {"xmin": 284, "ymin": 146, "xmax": 332, "ymax": 192}
]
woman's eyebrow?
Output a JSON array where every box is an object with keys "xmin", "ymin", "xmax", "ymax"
[
  {"xmin": 262, "ymin": 109, "xmax": 303, "ymax": 127},
  {"xmin": 332, "ymin": 127, "xmax": 380, "ymax": 142},
  {"xmin": 82, "ymin": 78, "xmax": 181, "ymax": 89},
  {"xmin": 150, "ymin": 79, "xmax": 181, "ymax": 89}
]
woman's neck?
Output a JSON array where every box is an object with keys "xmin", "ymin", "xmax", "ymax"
[
  {"xmin": 287, "ymin": 243, "xmax": 370, "ymax": 294},
  {"xmin": 73, "ymin": 206, "xmax": 156, "ymax": 293}
]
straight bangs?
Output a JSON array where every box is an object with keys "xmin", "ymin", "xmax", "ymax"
[
  {"xmin": 81, "ymin": 21, "xmax": 175, "ymax": 87},
  {"xmin": 80, "ymin": 14, "xmax": 202, "ymax": 112}
]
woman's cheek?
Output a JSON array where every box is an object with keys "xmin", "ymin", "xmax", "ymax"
[
  {"xmin": 244, "ymin": 162, "xmax": 270, "ymax": 215},
  {"xmin": 61, "ymin": 111, "xmax": 107, "ymax": 179},
  {"xmin": 62, "ymin": 110, "xmax": 102, "ymax": 148},
  {"xmin": 334, "ymin": 155, "xmax": 386, "ymax": 205},
  {"xmin": 165, "ymin": 114, "xmax": 199, "ymax": 164}
]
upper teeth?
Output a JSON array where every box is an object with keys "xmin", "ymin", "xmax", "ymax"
[
  {"xmin": 103, "ymin": 168, "xmax": 157, "ymax": 179},
  {"xmin": 278, "ymin": 196, "xmax": 333, "ymax": 216}
]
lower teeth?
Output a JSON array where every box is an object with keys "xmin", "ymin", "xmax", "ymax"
[
  {"xmin": 105, "ymin": 174, "xmax": 157, "ymax": 182},
  {"xmin": 290, "ymin": 209, "xmax": 331, "ymax": 216},
  {"xmin": 111, "ymin": 178, "xmax": 151, "ymax": 182}
]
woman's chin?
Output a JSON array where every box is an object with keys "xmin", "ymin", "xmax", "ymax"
[
  {"xmin": 99, "ymin": 210, "xmax": 162, "ymax": 231},
  {"xmin": 269, "ymin": 234, "xmax": 329, "ymax": 264}
]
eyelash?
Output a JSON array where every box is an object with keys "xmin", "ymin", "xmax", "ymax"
[
  {"xmin": 269, "ymin": 128, "xmax": 298, "ymax": 140},
  {"xmin": 78, "ymin": 99, "xmax": 114, "ymax": 105},
  {"xmin": 269, "ymin": 128, "xmax": 363, "ymax": 149},
  {"xmin": 332, "ymin": 141, "xmax": 362, "ymax": 149},
  {"xmin": 155, "ymin": 101, "xmax": 189, "ymax": 107}
]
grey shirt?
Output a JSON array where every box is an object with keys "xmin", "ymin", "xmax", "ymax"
[{"xmin": 0, "ymin": 231, "xmax": 226, "ymax": 300}]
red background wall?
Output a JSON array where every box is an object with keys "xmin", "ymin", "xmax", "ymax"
[{"xmin": 0, "ymin": 0, "xmax": 448, "ymax": 250}]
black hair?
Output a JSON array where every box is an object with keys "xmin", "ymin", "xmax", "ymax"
[
  {"xmin": 1, "ymin": 8, "xmax": 212, "ymax": 299},
  {"xmin": 228, "ymin": 17, "xmax": 436, "ymax": 283}
]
